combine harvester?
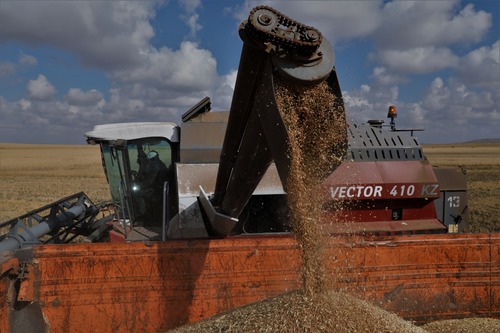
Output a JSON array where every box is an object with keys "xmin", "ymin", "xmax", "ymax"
[{"xmin": 1, "ymin": 6, "xmax": 498, "ymax": 333}]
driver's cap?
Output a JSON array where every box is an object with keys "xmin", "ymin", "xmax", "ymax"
[{"xmin": 147, "ymin": 151, "xmax": 158, "ymax": 159}]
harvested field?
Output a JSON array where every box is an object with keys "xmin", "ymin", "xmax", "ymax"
[
  {"xmin": 2, "ymin": 142, "xmax": 498, "ymax": 229},
  {"xmin": 2, "ymin": 144, "xmax": 498, "ymax": 232},
  {"xmin": 0, "ymin": 143, "xmax": 111, "ymax": 222}
]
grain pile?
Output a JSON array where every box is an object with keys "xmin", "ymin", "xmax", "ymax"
[
  {"xmin": 170, "ymin": 290, "xmax": 427, "ymax": 333},
  {"xmin": 423, "ymin": 318, "xmax": 500, "ymax": 333}
]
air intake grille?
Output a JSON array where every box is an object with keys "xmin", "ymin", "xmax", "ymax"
[{"xmin": 347, "ymin": 121, "xmax": 423, "ymax": 161}]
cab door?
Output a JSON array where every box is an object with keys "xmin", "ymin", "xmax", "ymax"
[{"xmin": 99, "ymin": 137, "xmax": 176, "ymax": 228}]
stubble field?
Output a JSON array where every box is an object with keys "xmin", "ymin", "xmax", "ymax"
[
  {"xmin": 0, "ymin": 143, "xmax": 110, "ymax": 222},
  {"xmin": 0, "ymin": 142, "xmax": 499, "ymax": 232}
]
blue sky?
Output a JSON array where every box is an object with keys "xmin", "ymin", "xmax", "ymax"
[{"xmin": 0, "ymin": 0, "xmax": 498, "ymax": 144}]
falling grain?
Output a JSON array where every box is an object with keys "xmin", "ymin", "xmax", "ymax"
[{"xmin": 274, "ymin": 77, "xmax": 347, "ymax": 295}]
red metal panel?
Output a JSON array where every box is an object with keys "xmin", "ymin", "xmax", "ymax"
[
  {"xmin": 329, "ymin": 234, "xmax": 499, "ymax": 321},
  {"xmin": 34, "ymin": 238, "xmax": 302, "ymax": 332},
  {"xmin": 326, "ymin": 219, "xmax": 446, "ymax": 233},
  {"xmin": 323, "ymin": 161, "xmax": 440, "ymax": 200},
  {"xmin": 0, "ymin": 255, "xmax": 18, "ymax": 333},
  {"xmin": 25, "ymin": 234, "xmax": 500, "ymax": 332},
  {"xmin": 323, "ymin": 199, "xmax": 440, "ymax": 222},
  {"xmin": 376, "ymin": 160, "xmax": 438, "ymax": 185}
]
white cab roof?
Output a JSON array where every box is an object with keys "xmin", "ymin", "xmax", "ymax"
[{"xmin": 85, "ymin": 122, "xmax": 179, "ymax": 143}]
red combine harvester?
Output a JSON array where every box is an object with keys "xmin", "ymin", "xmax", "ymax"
[{"xmin": 0, "ymin": 6, "xmax": 497, "ymax": 333}]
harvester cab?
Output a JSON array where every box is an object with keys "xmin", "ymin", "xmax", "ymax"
[{"xmin": 85, "ymin": 122, "xmax": 180, "ymax": 239}]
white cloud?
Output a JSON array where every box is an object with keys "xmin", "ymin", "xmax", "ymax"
[
  {"xmin": 110, "ymin": 41, "xmax": 218, "ymax": 95},
  {"xmin": 419, "ymin": 76, "xmax": 499, "ymax": 141},
  {"xmin": 27, "ymin": 75, "xmax": 56, "ymax": 100},
  {"xmin": 343, "ymin": 82, "xmax": 399, "ymax": 123},
  {"xmin": 343, "ymin": 71, "xmax": 499, "ymax": 143},
  {"xmin": 0, "ymin": 62, "xmax": 15, "ymax": 77},
  {"xmin": 0, "ymin": 1, "xmax": 161, "ymax": 70},
  {"xmin": 422, "ymin": 77, "xmax": 450, "ymax": 111},
  {"xmin": 423, "ymin": 77, "xmax": 497, "ymax": 116},
  {"xmin": 184, "ymin": 12, "xmax": 202, "ymax": 37},
  {"xmin": 179, "ymin": 0, "xmax": 202, "ymax": 14},
  {"xmin": 178, "ymin": 0, "xmax": 203, "ymax": 37},
  {"xmin": 371, "ymin": 67, "xmax": 405, "ymax": 85},
  {"xmin": 18, "ymin": 52, "xmax": 37, "ymax": 66},
  {"xmin": 18, "ymin": 99, "xmax": 31, "ymax": 110},
  {"xmin": 65, "ymin": 88, "xmax": 105, "ymax": 107},
  {"xmin": 0, "ymin": 1, "xmax": 498, "ymax": 144},
  {"xmin": 376, "ymin": 47, "xmax": 459, "ymax": 74},
  {"xmin": 375, "ymin": 1, "xmax": 491, "ymax": 49},
  {"xmin": 211, "ymin": 69, "xmax": 238, "ymax": 111},
  {"xmin": 458, "ymin": 40, "xmax": 500, "ymax": 87}
]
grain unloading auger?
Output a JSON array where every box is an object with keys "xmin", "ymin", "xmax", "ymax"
[
  {"xmin": 0, "ymin": 6, "xmax": 499, "ymax": 333},
  {"xmin": 199, "ymin": 6, "xmax": 347, "ymax": 236}
]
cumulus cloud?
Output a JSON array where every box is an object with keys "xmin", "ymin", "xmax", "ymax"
[
  {"xmin": 111, "ymin": 41, "xmax": 217, "ymax": 90},
  {"xmin": 18, "ymin": 99, "xmax": 31, "ymax": 111},
  {"xmin": 65, "ymin": 88, "xmax": 105, "ymax": 107},
  {"xmin": 211, "ymin": 69, "xmax": 238, "ymax": 111},
  {"xmin": 418, "ymin": 76, "xmax": 499, "ymax": 141},
  {"xmin": 0, "ymin": 0, "xmax": 231, "ymax": 141},
  {"xmin": 27, "ymin": 75, "xmax": 56, "ymax": 100},
  {"xmin": 0, "ymin": 62, "xmax": 15, "ymax": 77},
  {"xmin": 458, "ymin": 40, "xmax": 500, "ymax": 87},
  {"xmin": 179, "ymin": 0, "xmax": 203, "ymax": 37},
  {"xmin": 371, "ymin": 67, "xmax": 406, "ymax": 85},
  {"xmin": 0, "ymin": 1, "xmax": 498, "ymax": 144},
  {"xmin": 102, "ymin": 40, "xmax": 221, "ymax": 122},
  {"xmin": 0, "ymin": 1, "xmax": 160, "ymax": 70},
  {"xmin": 375, "ymin": 1, "xmax": 491, "ymax": 49},
  {"xmin": 423, "ymin": 77, "xmax": 496, "ymax": 115},
  {"xmin": 343, "ymin": 83, "xmax": 400, "ymax": 123},
  {"xmin": 376, "ymin": 47, "xmax": 459, "ymax": 74},
  {"xmin": 18, "ymin": 52, "xmax": 37, "ymax": 66},
  {"xmin": 364, "ymin": 1, "xmax": 492, "ymax": 81},
  {"xmin": 344, "ymin": 74, "xmax": 499, "ymax": 143}
]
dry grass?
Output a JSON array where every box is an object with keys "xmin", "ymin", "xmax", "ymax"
[
  {"xmin": 2, "ymin": 142, "xmax": 499, "ymax": 233},
  {"xmin": 0, "ymin": 143, "xmax": 111, "ymax": 222},
  {"xmin": 424, "ymin": 143, "xmax": 500, "ymax": 166}
]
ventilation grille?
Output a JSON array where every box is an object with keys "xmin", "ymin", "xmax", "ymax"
[{"xmin": 347, "ymin": 121, "xmax": 423, "ymax": 161}]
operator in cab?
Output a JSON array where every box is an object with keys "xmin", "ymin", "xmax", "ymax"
[
  {"xmin": 136, "ymin": 150, "xmax": 168, "ymax": 189},
  {"xmin": 134, "ymin": 149, "xmax": 169, "ymax": 226}
]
